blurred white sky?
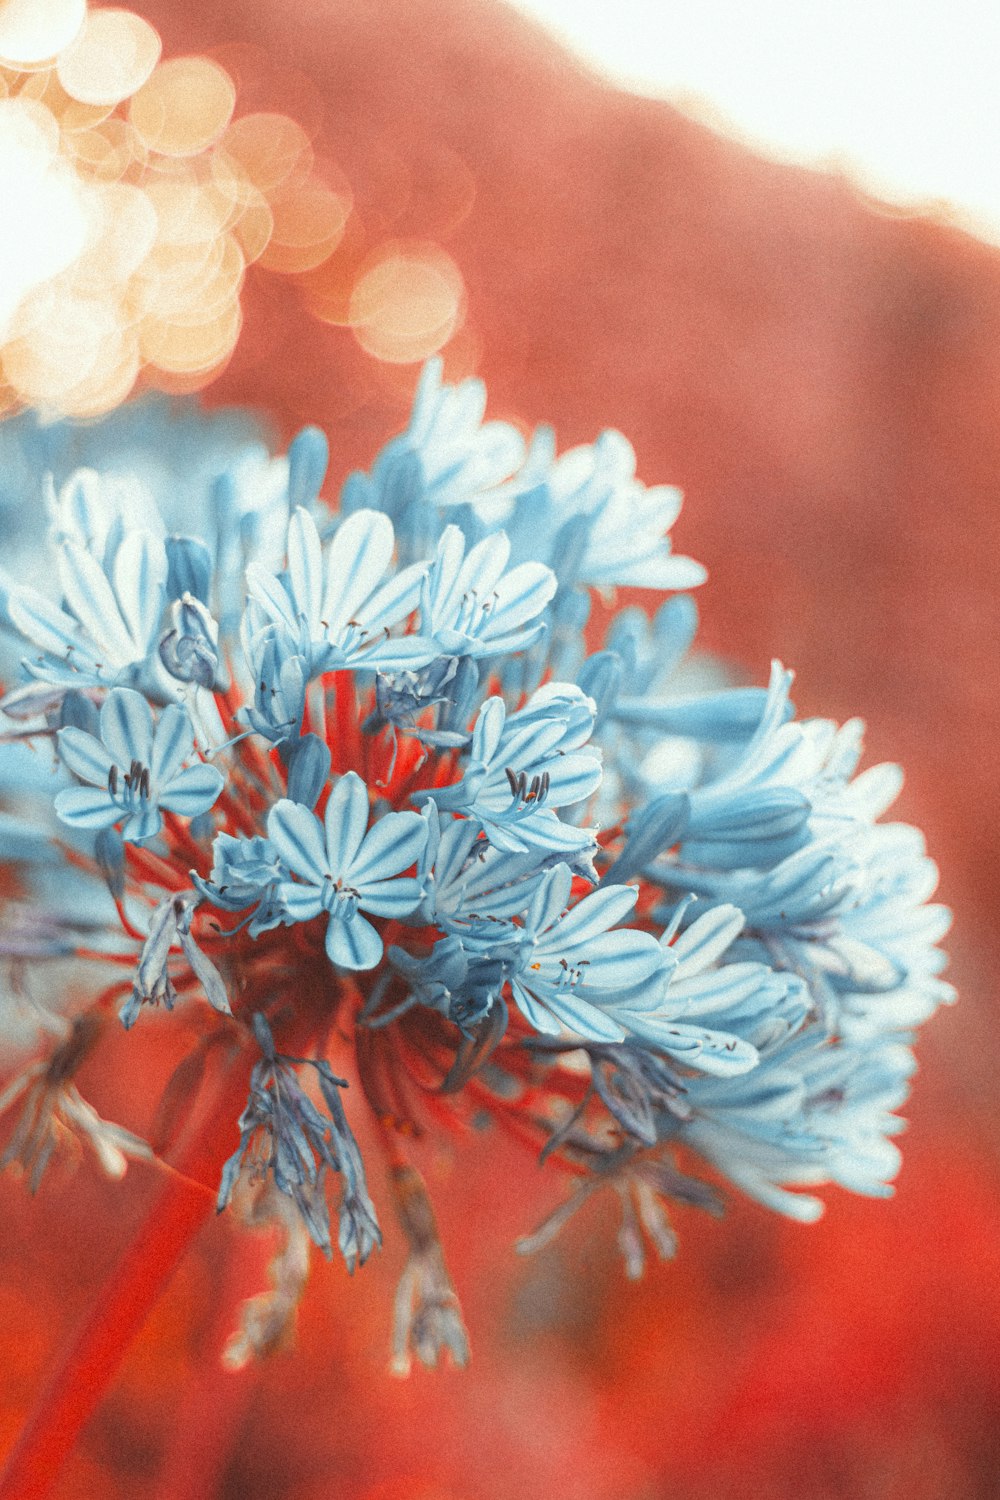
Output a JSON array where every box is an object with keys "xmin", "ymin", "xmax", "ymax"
[{"xmin": 509, "ymin": 0, "xmax": 1000, "ymax": 242}]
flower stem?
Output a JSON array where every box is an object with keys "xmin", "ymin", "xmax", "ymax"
[{"xmin": 0, "ymin": 1051, "xmax": 250, "ymax": 1500}]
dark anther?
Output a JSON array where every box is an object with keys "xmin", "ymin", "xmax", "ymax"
[
  {"xmin": 139, "ymin": 767, "xmax": 151, "ymax": 800},
  {"xmin": 108, "ymin": 765, "xmax": 118, "ymax": 796},
  {"xmin": 505, "ymin": 767, "xmax": 519, "ymax": 796}
]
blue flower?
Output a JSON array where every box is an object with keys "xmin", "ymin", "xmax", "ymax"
[
  {"xmin": 509, "ymin": 865, "xmax": 668, "ymax": 1042},
  {"xmin": 120, "ymin": 891, "xmax": 231, "ymax": 1029},
  {"xmin": 266, "ymin": 773, "xmax": 427, "ymax": 969},
  {"xmin": 506, "ymin": 428, "xmax": 707, "ymax": 592},
  {"xmin": 54, "ymin": 687, "xmax": 223, "ymax": 843},
  {"xmin": 191, "ymin": 833, "xmax": 287, "ymax": 936},
  {"xmin": 218, "ymin": 1014, "xmax": 381, "ymax": 1269},
  {"xmin": 239, "ymin": 625, "xmax": 308, "ymax": 746},
  {"xmin": 2, "ymin": 471, "xmax": 168, "ymax": 707},
  {"xmin": 158, "ymin": 592, "xmax": 222, "ymax": 689},
  {"xmin": 418, "ymin": 686, "xmax": 602, "ymax": 856},
  {"xmin": 0, "ymin": 363, "xmax": 953, "ymax": 1359},
  {"xmin": 244, "ymin": 507, "xmax": 434, "ymax": 678},
  {"xmin": 341, "ymin": 358, "xmax": 525, "ymax": 557},
  {"xmin": 420, "ymin": 525, "xmax": 556, "ymax": 659}
]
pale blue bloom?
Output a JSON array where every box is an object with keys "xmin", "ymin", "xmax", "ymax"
[
  {"xmin": 680, "ymin": 1031, "xmax": 916, "ymax": 1222},
  {"xmin": 239, "ymin": 624, "xmax": 308, "ymax": 746},
  {"xmin": 3, "ymin": 470, "xmax": 169, "ymax": 707},
  {"xmin": 266, "ymin": 774, "xmax": 427, "ymax": 969},
  {"xmin": 191, "ymin": 833, "xmax": 287, "ymax": 936},
  {"xmin": 54, "ymin": 686, "xmax": 223, "ymax": 843},
  {"xmin": 418, "ymin": 686, "xmax": 601, "ymax": 856},
  {"xmin": 245, "ymin": 506, "xmax": 434, "ymax": 677},
  {"xmin": 120, "ymin": 891, "xmax": 231, "ymax": 1029},
  {"xmin": 504, "ymin": 428, "xmax": 707, "ymax": 593},
  {"xmin": 158, "ymin": 592, "xmax": 222, "ymax": 690},
  {"xmin": 508, "ymin": 865, "xmax": 668, "ymax": 1042},
  {"xmin": 0, "ymin": 364, "xmax": 953, "ymax": 1312},
  {"xmin": 420, "ymin": 525, "xmax": 556, "ymax": 660},
  {"xmin": 341, "ymin": 358, "xmax": 525, "ymax": 559}
]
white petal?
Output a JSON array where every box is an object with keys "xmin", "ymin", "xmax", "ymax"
[
  {"xmin": 268, "ymin": 799, "xmax": 329, "ymax": 884},
  {"xmin": 325, "ymin": 911, "xmax": 383, "ymax": 970},
  {"xmin": 112, "ymin": 531, "xmax": 167, "ymax": 653},
  {"xmin": 322, "ymin": 510, "xmax": 394, "ymax": 633},
  {"xmin": 287, "ymin": 508, "xmax": 324, "ymax": 636},
  {"xmin": 57, "ymin": 726, "xmax": 114, "ymax": 786},
  {"xmin": 54, "ymin": 786, "xmax": 120, "ymax": 829},
  {"xmin": 350, "ymin": 810, "xmax": 427, "ymax": 887},
  {"xmin": 323, "ymin": 772, "xmax": 370, "ymax": 876},
  {"xmin": 159, "ymin": 763, "xmax": 224, "ymax": 817},
  {"xmin": 151, "ymin": 703, "xmax": 194, "ymax": 785},
  {"xmin": 58, "ymin": 543, "xmax": 134, "ymax": 666},
  {"xmin": 670, "ymin": 904, "xmax": 744, "ymax": 973},
  {"xmin": 100, "ymin": 688, "xmax": 154, "ymax": 768}
]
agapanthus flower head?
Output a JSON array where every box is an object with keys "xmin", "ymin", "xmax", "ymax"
[{"xmin": 0, "ymin": 356, "xmax": 952, "ymax": 1370}]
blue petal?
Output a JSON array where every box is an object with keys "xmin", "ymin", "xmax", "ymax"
[
  {"xmin": 7, "ymin": 587, "xmax": 87, "ymax": 660},
  {"xmin": 521, "ymin": 981, "xmax": 626, "ymax": 1042},
  {"xmin": 165, "ymin": 535, "xmax": 212, "ymax": 603},
  {"xmin": 245, "ymin": 561, "xmax": 298, "ymax": 634},
  {"xmin": 268, "ymin": 799, "xmax": 328, "ymax": 884},
  {"xmin": 287, "ymin": 508, "xmax": 323, "ymax": 636},
  {"xmin": 111, "ymin": 530, "xmax": 167, "ymax": 652},
  {"xmin": 151, "ymin": 703, "xmax": 195, "ymax": 785},
  {"xmin": 630, "ymin": 1018, "xmax": 759, "ymax": 1076},
  {"xmin": 471, "ymin": 697, "xmax": 506, "ymax": 764},
  {"xmin": 350, "ymin": 809, "xmax": 427, "ymax": 886},
  {"xmin": 356, "ymin": 634, "xmax": 438, "ymax": 671},
  {"xmin": 323, "ymin": 772, "xmax": 370, "ymax": 876},
  {"xmin": 287, "ymin": 426, "xmax": 329, "ymax": 508},
  {"xmin": 361, "ymin": 560, "xmax": 428, "ymax": 634},
  {"xmin": 121, "ymin": 805, "xmax": 163, "ymax": 843},
  {"xmin": 525, "ymin": 864, "xmax": 573, "ymax": 935},
  {"xmin": 58, "ymin": 542, "xmax": 133, "ymax": 665},
  {"xmin": 322, "ymin": 509, "xmax": 394, "ymax": 633},
  {"xmin": 325, "ymin": 911, "xmax": 383, "ymax": 970},
  {"xmin": 101, "ymin": 688, "xmax": 154, "ymax": 768},
  {"xmin": 358, "ymin": 875, "xmax": 423, "ymax": 918},
  {"xmin": 509, "ymin": 978, "xmax": 562, "ymax": 1036},
  {"xmin": 285, "ymin": 733, "xmax": 331, "ymax": 809},
  {"xmin": 57, "ymin": 725, "xmax": 114, "ymax": 786},
  {"xmin": 669, "ymin": 904, "xmax": 744, "ymax": 971},
  {"xmin": 569, "ymin": 928, "xmax": 666, "ymax": 990},
  {"xmin": 278, "ymin": 881, "xmax": 325, "ymax": 922},
  {"xmin": 159, "ymin": 762, "xmax": 224, "ymax": 816},
  {"xmin": 481, "ymin": 562, "xmax": 556, "ymax": 641},
  {"xmin": 54, "ymin": 786, "xmax": 120, "ymax": 829},
  {"xmin": 553, "ymin": 883, "xmax": 638, "ymax": 946}
]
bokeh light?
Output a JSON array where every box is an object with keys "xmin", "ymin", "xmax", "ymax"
[
  {"xmin": 349, "ymin": 243, "xmax": 465, "ymax": 363},
  {"xmin": 0, "ymin": 0, "xmax": 468, "ymax": 418},
  {"xmin": 0, "ymin": 0, "xmax": 85, "ymax": 69}
]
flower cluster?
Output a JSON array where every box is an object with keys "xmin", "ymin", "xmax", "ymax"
[{"xmin": 0, "ymin": 360, "xmax": 952, "ymax": 1368}]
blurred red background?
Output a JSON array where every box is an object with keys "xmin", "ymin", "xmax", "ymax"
[{"xmin": 3, "ymin": 1, "xmax": 999, "ymax": 1495}]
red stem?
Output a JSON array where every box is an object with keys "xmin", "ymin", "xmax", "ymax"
[
  {"xmin": 332, "ymin": 671, "xmax": 362, "ymax": 775},
  {"xmin": 147, "ymin": 1233, "xmax": 265, "ymax": 1500},
  {"xmin": 0, "ymin": 1051, "xmax": 250, "ymax": 1500}
]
